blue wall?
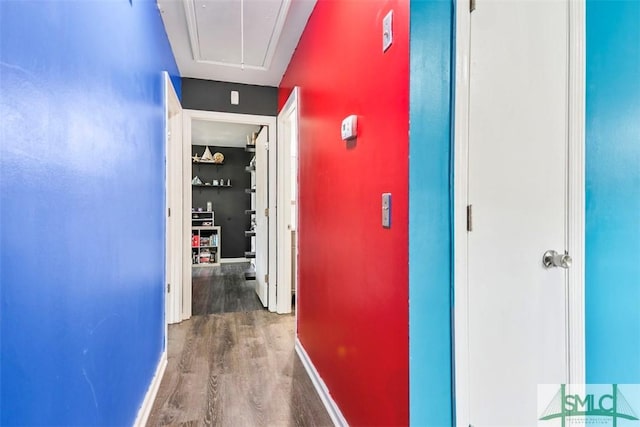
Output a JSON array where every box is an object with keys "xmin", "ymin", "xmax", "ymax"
[
  {"xmin": 409, "ymin": 0, "xmax": 454, "ymax": 425},
  {"xmin": 586, "ymin": 0, "xmax": 640, "ymax": 383},
  {"xmin": 0, "ymin": 1, "xmax": 180, "ymax": 424}
]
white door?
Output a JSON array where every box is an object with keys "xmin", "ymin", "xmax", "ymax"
[
  {"xmin": 254, "ymin": 127, "xmax": 269, "ymax": 306},
  {"xmin": 165, "ymin": 73, "xmax": 183, "ymax": 325},
  {"xmin": 467, "ymin": 1, "xmax": 569, "ymax": 425}
]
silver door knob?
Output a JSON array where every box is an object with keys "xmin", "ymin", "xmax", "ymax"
[{"xmin": 542, "ymin": 250, "xmax": 572, "ymax": 269}]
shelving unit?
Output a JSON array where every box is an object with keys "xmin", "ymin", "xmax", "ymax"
[
  {"xmin": 192, "ymin": 153, "xmax": 231, "ymax": 188},
  {"xmin": 245, "ymin": 155, "xmax": 257, "ymax": 279},
  {"xmin": 193, "ymin": 160, "xmax": 224, "ymax": 165},
  {"xmin": 191, "ymin": 147, "xmax": 226, "ymax": 266},
  {"xmin": 192, "ymin": 184, "xmax": 233, "ymax": 188},
  {"xmin": 191, "ymin": 211, "xmax": 221, "ymax": 267}
]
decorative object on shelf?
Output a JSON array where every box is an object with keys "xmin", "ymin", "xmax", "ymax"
[
  {"xmin": 192, "ymin": 153, "xmax": 201, "ymax": 162},
  {"xmin": 201, "ymin": 146, "xmax": 214, "ymax": 161},
  {"xmin": 246, "ymin": 131, "xmax": 258, "ymax": 146},
  {"xmin": 212, "ymin": 152, "xmax": 224, "ymax": 164},
  {"xmin": 213, "ymin": 179, "xmax": 219, "ymax": 186},
  {"xmin": 192, "ymin": 176, "xmax": 203, "ymax": 185},
  {"xmin": 227, "ymin": 179, "xmax": 231, "ymax": 186}
]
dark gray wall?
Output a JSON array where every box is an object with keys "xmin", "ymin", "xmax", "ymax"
[
  {"xmin": 182, "ymin": 78, "xmax": 278, "ymax": 116},
  {"xmin": 192, "ymin": 146, "xmax": 254, "ymax": 258}
]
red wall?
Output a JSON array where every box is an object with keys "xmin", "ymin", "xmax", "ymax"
[{"xmin": 279, "ymin": 1, "xmax": 409, "ymax": 424}]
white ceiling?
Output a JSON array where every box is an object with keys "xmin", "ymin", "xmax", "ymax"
[
  {"xmin": 192, "ymin": 120, "xmax": 261, "ymax": 147},
  {"xmin": 157, "ymin": 0, "xmax": 316, "ymax": 86}
]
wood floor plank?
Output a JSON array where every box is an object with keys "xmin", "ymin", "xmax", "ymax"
[
  {"xmin": 192, "ymin": 263, "xmax": 263, "ymax": 316},
  {"xmin": 148, "ymin": 267, "xmax": 333, "ymax": 427}
]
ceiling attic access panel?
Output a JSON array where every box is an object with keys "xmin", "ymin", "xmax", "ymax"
[{"xmin": 188, "ymin": 0, "xmax": 292, "ymax": 69}]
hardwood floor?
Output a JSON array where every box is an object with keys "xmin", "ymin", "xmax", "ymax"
[
  {"xmin": 192, "ymin": 263, "xmax": 264, "ymax": 315},
  {"xmin": 148, "ymin": 267, "xmax": 332, "ymax": 427}
]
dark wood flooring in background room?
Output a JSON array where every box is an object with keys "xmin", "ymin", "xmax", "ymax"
[
  {"xmin": 147, "ymin": 310, "xmax": 333, "ymax": 427},
  {"xmin": 192, "ymin": 263, "xmax": 264, "ymax": 315}
]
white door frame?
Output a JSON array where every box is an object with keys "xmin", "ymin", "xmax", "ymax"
[
  {"xmin": 181, "ymin": 109, "xmax": 278, "ymax": 318},
  {"xmin": 276, "ymin": 88, "xmax": 300, "ymax": 315},
  {"xmin": 452, "ymin": 1, "xmax": 585, "ymax": 424},
  {"xmin": 164, "ymin": 72, "xmax": 183, "ymax": 326}
]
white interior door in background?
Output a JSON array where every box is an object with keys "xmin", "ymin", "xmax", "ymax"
[
  {"xmin": 466, "ymin": 1, "xmax": 571, "ymax": 425},
  {"xmin": 276, "ymin": 88, "xmax": 299, "ymax": 315},
  {"xmin": 254, "ymin": 126, "xmax": 269, "ymax": 307},
  {"xmin": 164, "ymin": 72, "xmax": 183, "ymax": 325}
]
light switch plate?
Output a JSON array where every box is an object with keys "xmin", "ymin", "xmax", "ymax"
[
  {"xmin": 383, "ymin": 10, "xmax": 393, "ymax": 52},
  {"xmin": 231, "ymin": 90, "xmax": 239, "ymax": 105},
  {"xmin": 382, "ymin": 193, "xmax": 391, "ymax": 228}
]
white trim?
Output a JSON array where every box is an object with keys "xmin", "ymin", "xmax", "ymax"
[
  {"xmin": 268, "ymin": 112, "xmax": 278, "ymax": 313},
  {"xmin": 164, "ymin": 72, "xmax": 183, "ymax": 327},
  {"xmin": 451, "ymin": 1, "xmax": 585, "ymax": 425},
  {"xmin": 220, "ymin": 257, "xmax": 249, "ymax": 264},
  {"xmin": 452, "ymin": 1, "xmax": 471, "ymax": 424},
  {"xmin": 181, "ymin": 110, "xmax": 193, "ymax": 321},
  {"xmin": 276, "ymin": 87, "xmax": 299, "ymax": 315},
  {"xmin": 295, "ymin": 339, "xmax": 348, "ymax": 427},
  {"xmin": 567, "ymin": 0, "xmax": 586, "ymax": 386},
  {"xmin": 133, "ymin": 352, "xmax": 167, "ymax": 427},
  {"xmin": 182, "ymin": 109, "xmax": 277, "ymax": 318}
]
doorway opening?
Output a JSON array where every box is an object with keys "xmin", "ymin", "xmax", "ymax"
[{"xmin": 181, "ymin": 110, "xmax": 277, "ymax": 319}]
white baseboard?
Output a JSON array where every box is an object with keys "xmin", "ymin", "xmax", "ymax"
[
  {"xmin": 133, "ymin": 351, "xmax": 167, "ymax": 427},
  {"xmin": 220, "ymin": 257, "xmax": 249, "ymax": 264},
  {"xmin": 295, "ymin": 338, "xmax": 348, "ymax": 427}
]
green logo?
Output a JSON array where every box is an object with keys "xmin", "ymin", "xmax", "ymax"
[{"xmin": 539, "ymin": 384, "xmax": 639, "ymax": 426}]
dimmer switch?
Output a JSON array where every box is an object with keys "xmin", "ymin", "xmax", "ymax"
[
  {"xmin": 382, "ymin": 10, "xmax": 393, "ymax": 52},
  {"xmin": 382, "ymin": 193, "xmax": 392, "ymax": 228}
]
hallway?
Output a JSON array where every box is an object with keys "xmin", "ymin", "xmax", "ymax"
[{"xmin": 148, "ymin": 269, "xmax": 331, "ymax": 426}]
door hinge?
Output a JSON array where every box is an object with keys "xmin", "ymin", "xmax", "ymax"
[
  {"xmin": 467, "ymin": 204, "xmax": 473, "ymax": 232},
  {"xmin": 265, "ymin": 274, "xmax": 269, "ymax": 284},
  {"xmin": 167, "ymin": 283, "xmax": 171, "ymax": 293},
  {"xmin": 265, "ymin": 141, "xmax": 269, "ymax": 151},
  {"xmin": 168, "ymin": 207, "xmax": 171, "ymax": 217},
  {"xmin": 265, "ymin": 208, "xmax": 269, "ymax": 217},
  {"xmin": 470, "ymin": 0, "xmax": 476, "ymax": 12}
]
